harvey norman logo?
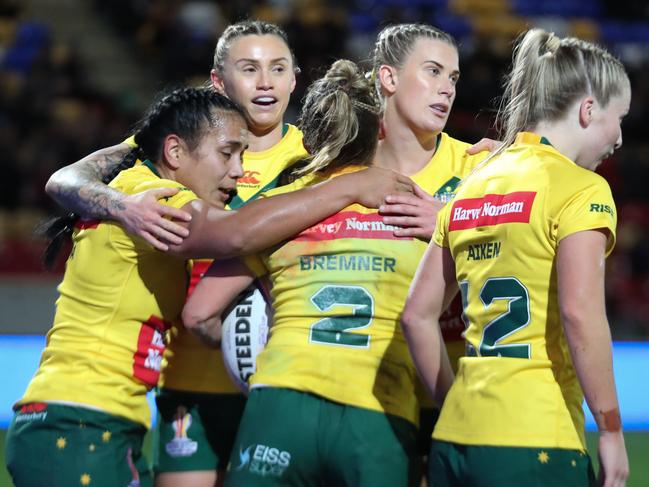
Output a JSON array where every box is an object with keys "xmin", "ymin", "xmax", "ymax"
[
  {"xmin": 449, "ymin": 192, "xmax": 536, "ymax": 231},
  {"xmin": 295, "ymin": 211, "xmax": 408, "ymax": 241}
]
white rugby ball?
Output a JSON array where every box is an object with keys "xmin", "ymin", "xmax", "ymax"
[{"xmin": 221, "ymin": 283, "xmax": 271, "ymax": 393}]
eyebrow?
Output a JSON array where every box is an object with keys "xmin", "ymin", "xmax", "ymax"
[
  {"xmin": 425, "ymin": 60, "xmax": 461, "ymax": 77},
  {"xmin": 224, "ymin": 140, "xmax": 245, "ymax": 149},
  {"xmin": 234, "ymin": 57, "xmax": 290, "ymax": 66}
]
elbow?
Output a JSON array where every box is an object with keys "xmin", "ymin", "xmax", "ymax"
[
  {"xmin": 228, "ymin": 232, "xmax": 247, "ymax": 257},
  {"xmin": 400, "ymin": 307, "xmax": 427, "ymax": 336},
  {"xmin": 45, "ymin": 169, "xmax": 65, "ymax": 197},
  {"xmin": 215, "ymin": 231, "xmax": 247, "ymax": 259},
  {"xmin": 560, "ymin": 303, "xmax": 593, "ymax": 346},
  {"xmin": 181, "ymin": 306, "xmax": 222, "ymax": 348},
  {"xmin": 181, "ymin": 306, "xmax": 201, "ymax": 331}
]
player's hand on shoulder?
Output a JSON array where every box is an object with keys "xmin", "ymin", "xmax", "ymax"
[
  {"xmin": 121, "ymin": 187, "xmax": 192, "ymax": 251},
  {"xmin": 466, "ymin": 137, "xmax": 502, "ymax": 155},
  {"xmin": 348, "ymin": 166, "xmax": 415, "ymax": 209},
  {"xmin": 380, "ymin": 184, "xmax": 443, "ymax": 240}
]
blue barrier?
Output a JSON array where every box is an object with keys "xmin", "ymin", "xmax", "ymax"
[
  {"xmin": 1, "ymin": 336, "xmax": 647, "ymax": 430},
  {"xmin": 1, "ymin": 335, "xmax": 157, "ymax": 428}
]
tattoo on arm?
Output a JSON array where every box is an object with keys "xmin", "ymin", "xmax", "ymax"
[
  {"xmin": 46, "ymin": 145, "xmax": 131, "ymax": 219},
  {"xmin": 190, "ymin": 318, "xmax": 221, "ymax": 348}
]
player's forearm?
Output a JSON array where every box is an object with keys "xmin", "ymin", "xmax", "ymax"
[
  {"xmin": 401, "ymin": 314, "xmax": 454, "ymax": 407},
  {"xmin": 229, "ymin": 177, "xmax": 357, "ymax": 255},
  {"xmin": 45, "ymin": 143, "xmax": 131, "ymax": 220},
  {"xmin": 564, "ymin": 313, "xmax": 621, "ymax": 432},
  {"xmin": 177, "ymin": 176, "xmax": 357, "ymax": 258},
  {"xmin": 558, "ymin": 231, "xmax": 621, "ymax": 432}
]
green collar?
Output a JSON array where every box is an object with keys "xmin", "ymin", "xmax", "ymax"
[
  {"xmin": 540, "ymin": 136, "xmax": 553, "ymax": 147},
  {"xmin": 142, "ymin": 159, "xmax": 161, "ymax": 177}
]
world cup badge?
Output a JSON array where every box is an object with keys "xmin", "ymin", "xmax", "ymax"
[{"xmin": 164, "ymin": 406, "xmax": 198, "ymax": 457}]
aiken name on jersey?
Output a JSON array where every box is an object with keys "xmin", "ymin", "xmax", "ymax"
[{"xmin": 449, "ymin": 192, "xmax": 536, "ymax": 231}]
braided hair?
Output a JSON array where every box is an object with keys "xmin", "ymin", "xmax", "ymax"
[
  {"xmin": 40, "ymin": 87, "xmax": 244, "ymax": 268},
  {"xmin": 295, "ymin": 59, "xmax": 381, "ymax": 177}
]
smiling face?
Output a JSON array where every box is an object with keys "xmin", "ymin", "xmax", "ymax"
[
  {"xmin": 388, "ymin": 37, "xmax": 459, "ymax": 136},
  {"xmin": 211, "ymin": 34, "xmax": 296, "ymax": 136},
  {"xmin": 576, "ymin": 83, "xmax": 631, "ymax": 171},
  {"xmin": 176, "ymin": 112, "xmax": 248, "ymax": 208}
]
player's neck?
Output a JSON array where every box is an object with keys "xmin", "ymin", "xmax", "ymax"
[
  {"xmin": 247, "ymin": 122, "xmax": 284, "ymax": 153},
  {"xmin": 154, "ymin": 161, "xmax": 177, "ymax": 182},
  {"xmin": 375, "ymin": 117, "xmax": 439, "ymax": 176},
  {"xmin": 529, "ymin": 120, "xmax": 581, "ymax": 163}
]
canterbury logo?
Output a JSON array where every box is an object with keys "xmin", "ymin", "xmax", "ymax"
[
  {"xmin": 449, "ymin": 192, "xmax": 536, "ymax": 231},
  {"xmin": 238, "ymin": 171, "xmax": 261, "ymax": 185}
]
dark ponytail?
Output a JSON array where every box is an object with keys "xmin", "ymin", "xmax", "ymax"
[{"xmin": 40, "ymin": 86, "xmax": 244, "ymax": 268}]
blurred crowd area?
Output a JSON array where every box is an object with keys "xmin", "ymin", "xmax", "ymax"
[{"xmin": 0, "ymin": 0, "xmax": 648, "ymax": 338}]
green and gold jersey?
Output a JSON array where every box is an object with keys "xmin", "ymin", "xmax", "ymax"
[
  {"xmin": 160, "ymin": 123, "xmax": 307, "ymax": 394},
  {"xmin": 243, "ymin": 131, "xmax": 486, "ymax": 425},
  {"xmin": 432, "ymin": 132, "xmax": 617, "ymax": 449},
  {"xmin": 19, "ymin": 163, "xmax": 198, "ymax": 427}
]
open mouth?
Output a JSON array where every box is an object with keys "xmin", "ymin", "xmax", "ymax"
[
  {"xmin": 252, "ymin": 96, "xmax": 277, "ymax": 107},
  {"xmin": 429, "ymin": 103, "xmax": 449, "ymax": 116},
  {"xmin": 220, "ymin": 188, "xmax": 237, "ymax": 205}
]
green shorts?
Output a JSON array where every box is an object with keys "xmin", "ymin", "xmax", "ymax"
[
  {"xmin": 224, "ymin": 387, "xmax": 420, "ymax": 487},
  {"xmin": 429, "ymin": 439, "xmax": 596, "ymax": 487},
  {"xmin": 153, "ymin": 388, "xmax": 246, "ymax": 473},
  {"xmin": 5, "ymin": 402, "xmax": 151, "ymax": 487}
]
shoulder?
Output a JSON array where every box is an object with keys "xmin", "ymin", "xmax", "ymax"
[
  {"xmin": 281, "ymin": 124, "xmax": 308, "ymax": 158},
  {"xmin": 262, "ymin": 171, "xmax": 322, "ymax": 198},
  {"xmin": 112, "ymin": 165, "xmax": 198, "ymax": 208},
  {"xmin": 543, "ymin": 154, "xmax": 612, "ymax": 199},
  {"xmin": 439, "ymin": 133, "xmax": 489, "ymax": 172}
]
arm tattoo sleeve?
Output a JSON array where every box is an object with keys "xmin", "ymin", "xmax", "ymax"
[{"xmin": 46, "ymin": 144, "xmax": 131, "ymax": 219}]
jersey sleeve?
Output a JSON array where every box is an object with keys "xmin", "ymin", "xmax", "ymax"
[
  {"xmin": 556, "ymin": 178, "xmax": 617, "ymax": 256},
  {"xmin": 432, "ymin": 203, "xmax": 451, "ymax": 248},
  {"xmin": 123, "ymin": 136, "xmax": 137, "ymax": 148}
]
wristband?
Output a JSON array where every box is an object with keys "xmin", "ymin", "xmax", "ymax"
[{"xmin": 596, "ymin": 408, "xmax": 622, "ymax": 432}]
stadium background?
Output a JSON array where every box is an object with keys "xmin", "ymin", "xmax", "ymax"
[{"xmin": 0, "ymin": 0, "xmax": 647, "ymax": 485}]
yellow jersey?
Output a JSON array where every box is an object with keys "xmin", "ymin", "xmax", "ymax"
[
  {"xmin": 432, "ymin": 132, "xmax": 617, "ymax": 449},
  {"xmin": 160, "ymin": 123, "xmax": 307, "ymax": 393},
  {"xmin": 18, "ymin": 162, "xmax": 198, "ymax": 427},
  {"xmin": 244, "ymin": 132, "xmax": 485, "ymax": 425}
]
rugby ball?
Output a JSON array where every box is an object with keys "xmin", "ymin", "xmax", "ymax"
[{"xmin": 221, "ymin": 283, "xmax": 271, "ymax": 393}]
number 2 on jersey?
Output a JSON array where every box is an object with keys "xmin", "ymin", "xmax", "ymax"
[
  {"xmin": 309, "ymin": 285, "xmax": 373, "ymax": 348},
  {"xmin": 460, "ymin": 277, "xmax": 531, "ymax": 358}
]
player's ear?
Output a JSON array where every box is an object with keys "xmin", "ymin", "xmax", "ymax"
[
  {"xmin": 578, "ymin": 96, "xmax": 595, "ymax": 128},
  {"xmin": 162, "ymin": 134, "xmax": 183, "ymax": 169},
  {"xmin": 378, "ymin": 64, "xmax": 398, "ymax": 96},
  {"xmin": 210, "ymin": 69, "xmax": 226, "ymax": 94}
]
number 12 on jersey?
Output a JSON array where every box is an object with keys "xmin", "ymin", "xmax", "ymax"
[
  {"xmin": 309, "ymin": 285, "xmax": 374, "ymax": 348},
  {"xmin": 460, "ymin": 277, "xmax": 531, "ymax": 359}
]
